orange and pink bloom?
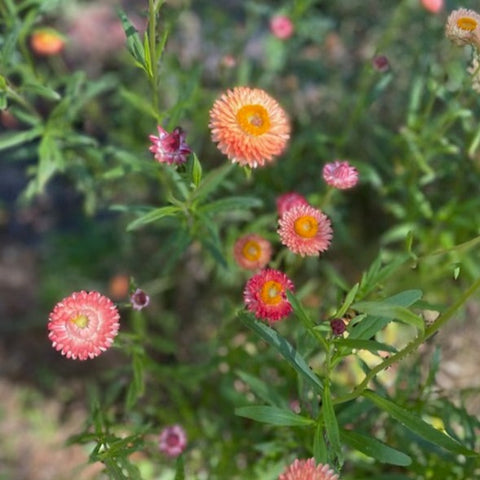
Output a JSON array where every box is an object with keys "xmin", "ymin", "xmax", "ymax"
[
  {"xmin": 209, "ymin": 86, "xmax": 290, "ymax": 168},
  {"xmin": 278, "ymin": 204, "xmax": 332, "ymax": 257},
  {"xmin": 48, "ymin": 291, "xmax": 120, "ymax": 360},
  {"xmin": 322, "ymin": 160, "xmax": 359, "ymax": 190},
  {"xmin": 279, "ymin": 458, "xmax": 339, "ymax": 480},
  {"xmin": 159, "ymin": 425, "xmax": 187, "ymax": 457},
  {"xmin": 149, "ymin": 126, "xmax": 192, "ymax": 165},
  {"xmin": 233, "ymin": 233, "xmax": 272, "ymax": 270},
  {"xmin": 244, "ymin": 269, "xmax": 294, "ymax": 322}
]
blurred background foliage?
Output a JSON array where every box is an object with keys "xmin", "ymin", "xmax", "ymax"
[{"xmin": 1, "ymin": 0, "xmax": 480, "ymax": 479}]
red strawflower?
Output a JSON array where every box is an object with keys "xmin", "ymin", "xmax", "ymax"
[
  {"xmin": 278, "ymin": 204, "xmax": 333, "ymax": 257},
  {"xmin": 244, "ymin": 269, "xmax": 294, "ymax": 322},
  {"xmin": 322, "ymin": 160, "xmax": 358, "ymax": 190},
  {"xmin": 233, "ymin": 233, "xmax": 272, "ymax": 270},
  {"xmin": 159, "ymin": 425, "xmax": 187, "ymax": 458},
  {"xmin": 149, "ymin": 126, "xmax": 192, "ymax": 165},
  {"xmin": 276, "ymin": 192, "xmax": 309, "ymax": 217},
  {"xmin": 48, "ymin": 291, "xmax": 120, "ymax": 360},
  {"xmin": 279, "ymin": 458, "xmax": 339, "ymax": 480}
]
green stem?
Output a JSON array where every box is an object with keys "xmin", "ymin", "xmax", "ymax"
[{"xmin": 148, "ymin": 0, "xmax": 159, "ymax": 112}]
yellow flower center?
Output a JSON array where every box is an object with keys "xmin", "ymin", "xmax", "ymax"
[
  {"xmin": 242, "ymin": 240, "xmax": 261, "ymax": 261},
  {"xmin": 457, "ymin": 16, "xmax": 478, "ymax": 32},
  {"xmin": 236, "ymin": 105, "xmax": 271, "ymax": 136},
  {"xmin": 260, "ymin": 280, "xmax": 283, "ymax": 305},
  {"xmin": 71, "ymin": 314, "xmax": 89, "ymax": 328},
  {"xmin": 294, "ymin": 215, "xmax": 318, "ymax": 238}
]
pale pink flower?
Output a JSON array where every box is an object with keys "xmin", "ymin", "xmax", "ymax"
[
  {"xmin": 421, "ymin": 0, "xmax": 443, "ymax": 14},
  {"xmin": 445, "ymin": 8, "xmax": 480, "ymax": 48},
  {"xmin": 278, "ymin": 204, "xmax": 332, "ymax": 257},
  {"xmin": 279, "ymin": 458, "xmax": 339, "ymax": 480},
  {"xmin": 270, "ymin": 15, "xmax": 295, "ymax": 40},
  {"xmin": 244, "ymin": 269, "xmax": 294, "ymax": 322},
  {"xmin": 130, "ymin": 288, "xmax": 150, "ymax": 311},
  {"xmin": 149, "ymin": 126, "xmax": 192, "ymax": 165},
  {"xmin": 322, "ymin": 160, "xmax": 358, "ymax": 190},
  {"xmin": 48, "ymin": 291, "xmax": 120, "ymax": 360},
  {"xmin": 159, "ymin": 425, "xmax": 187, "ymax": 458},
  {"xmin": 233, "ymin": 234, "xmax": 272, "ymax": 270},
  {"xmin": 276, "ymin": 192, "xmax": 309, "ymax": 217}
]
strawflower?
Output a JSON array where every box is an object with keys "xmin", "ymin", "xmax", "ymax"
[
  {"xmin": 30, "ymin": 28, "xmax": 65, "ymax": 56},
  {"xmin": 244, "ymin": 269, "xmax": 294, "ymax": 322},
  {"xmin": 159, "ymin": 425, "xmax": 187, "ymax": 458},
  {"xmin": 445, "ymin": 8, "xmax": 480, "ymax": 48},
  {"xmin": 149, "ymin": 126, "xmax": 192, "ymax": 165},
  {"xmin": 279, "ymin": 458, "xmax": 339, "ymax": 480},
  {"xmin": 270, "ymin": 15, "xmax": 295, "ymax": 40},
  {"xmin": 209, "ymin": 86, "xmax": 290, "ymax": 168},
  {"xmin": 130, "ymin": 288, "xmax": 150, "ymax": 311},
  {"xmin": 322, "ymin": 160, "xmax": 358, "ymax": 189},
  {"xmin": 421, "ymin": 0, "xmax": 443, "ymax": 14},
  {"xmin": 372, "ymin": 55, "xmax": 390, "ymax": 72},
  {"xmin": 48, "ymin": 291, "xmax": 120, "ymax": 360},
  {"xmin": 278, "ymin": 204, "xmax": 333, "ymax": 257},
  {"xmin": 233, "ymin": 233, "xmax": 272, "ymax": 270},
  {"xmin": 276, "ymin": 192, "xmax": 309, "ymax": 217}
]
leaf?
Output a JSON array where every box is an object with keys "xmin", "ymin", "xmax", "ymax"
[
  {"xmin": 334, "ymin": 338, "xmax": 397, "ymax": 354},
  {"xmin": 363, "ymin": 390, "xmax": 477, "ymax": 456},
  {"xmin": 0, "ymin": 126, "xmax": 43, "ymax": 151},
  {"xmin": 21, "ymin": 82, "xmax": 61, "ymax": 101},
  {"xmin": 341, "ymin": 429, "xmax": 411, "ymax": 466},
  {"xmin": 235, "ymin": 405, "xmax": 314, "ymax": 426},
  {"xmin": 322, "ymin": 383, "xmax": 343, "ymax": 465},
  {"xmin": 336, "ymin": 282, "xmax": 359, "ymax": 318},
  {"xmin": 190, "ymin": 163, "xmax": 234, "ymax": 201},
  {"xmin": 126, "ymin": 205, "xmax": 181, "ymax": 231},
  {"xmin": 313, "ymin": 420, "xmax": 328, "ymax": 464},
  {"xmin": 239, "ymin": 312, "xmax": 323, "ymax": 392},
  {"xmin": 191, "ymin": 153, "xmax": 202, "ymax": 187},
  {"xmin": 117, "ymin": 9, "xmax": 147, "ymax": 72},
  {"xmin": 352, "ymin": 302, "xmax": 424, "ymax": 331},
  {"xmin": 174, "ymin": 455, "xmax": 185, "ymax": 480}
]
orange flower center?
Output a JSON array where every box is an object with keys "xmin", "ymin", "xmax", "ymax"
[
  {"xmin": 242, "ymin": 240, "xmax": 262, "ymax": 261},
  {"xmin": 260, "ymin": 280, "xmax": 283, "ymax": 306},
  {"xmin": 294, "ymin": 215, "xmax": 318, "ymax": 238},
  {"xmin": 236, "ymin": 105, "xmax": 271, "ymax": 136},
  {"xmin": 457, "ymin": 16, "xmax": 478, "ymax": 31},
  {"xmin": 71, "ymin": 314, "xmax": 89, "ymax": 328}
]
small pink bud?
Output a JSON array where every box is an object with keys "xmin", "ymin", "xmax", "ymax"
[
  {"xmin": 372, "ymin": 55, "xmax": 390, "ymax": 73},
  {"xmin": 269, "ymin": 15, "xmax": 294, "ymax": 40},
  {"xmin": 421, "ymin": 0, "xmax": 443, "ymax": 14},
  {"xmin": 330, "ymin": 318, "xmax": 346, "ymax": 336}
]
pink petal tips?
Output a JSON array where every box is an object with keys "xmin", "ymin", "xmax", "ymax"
[{"xmin": 149, "ymin": 126, "xmax": 192, "ymax": 165}]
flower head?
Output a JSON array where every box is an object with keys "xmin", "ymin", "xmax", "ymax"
[
  {"xmin": 421, "ymin": 0, "xmax": 443, "ymax": 14},
  {"xmin": 322, "ymin": 160, "xmax": 359, "ymax": 190},
  {"xmin": 445, "ymin": 8, "xmax": 480, "ymax": 48},
  {"xmin": 244, "ymin": 269, "xmax": 294, "ymax": 322},
  {"xmin": 270, "ymin": 15, "xmax": 295, "ymax": 40},
  {"xmin": 276, "ymin": 192, "xmax": 309, "ymax": 217},
  {"xmin": 48, "ymin": 291, "xmax": 120, "ymax": 360},
  {"xmin": 159, "ymin": 425, "xmax": 187, "ymax": 458},
  {"xmin": 30, "ymin": 28, "xmax": 65, "ymax": 56},
  {"xmin": 279, "ymin": 458, "xmax": 339, "ymax": 480},
  {"xmin": 149, "ymin": 126, "xmax": 192, "ymax": 165},
  {"xmin": 278, "ymin": 204, "xmax": 332, "ymax": 257},
  {"xmin": 330, "ymin": 318, "xmax": 346, "ymax": 336},
  {"xmin": 234, "ymin": 234, "xmax": 272, "ymax": 270},
  {"xmin": 372, "ymin": 55, "xmax": 390, "ymax": 72},
  {"xmin": 130, "ymin": 288, "xmax": 150, "ymax": 311},
  {"xmin": 209, "ymin": 86, "xmax": 290, "ymax": 168}
]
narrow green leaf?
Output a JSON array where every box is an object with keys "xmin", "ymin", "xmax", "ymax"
[
  {"xmin": 190, "ymin": 163, "xmax": 234, "ymax": 201},
  {"xmin": 0, "ymin": 126, "xmax": 43, "ymax": 151},
  {"xmin": 35, "ymin": 133, "xmax": 64, "ymax": 193},
  {"xmin": 117, "ymin": 9, "xmax": 147, "ymax": 70},
  {"xmin": 126, "ymin": 205, "xmax": 181, "ymax": 231},
  {"xmin": 313, "ymin": 420, "xmax": 327, "ymax": 464},
  {"xmin": 322, "ymin": 383, "xmax": 343, "ymax": 465},
  {"xmin": 174, "ymin": 455, "xmax": 185, "ymax": 480},
  {"xmin": 336, "ymin": 282, "xmax": 359, "ymax": 318},
  {"xmin": 334, "ymin": 338, "xmax": 397, "ymax": 354},
  {"xmin": 191, "ymin": 153, "xmax": 202, "ymax": 187},
  {"xmin": 22, "ymin": 82, "xmax": 61, "ymax": 101},
  {"xmin": 352, "ymin": 302, "xmax": 424, "ymax": 331},
  {"xmin": 235, "ymin": 405, "xmax": 314, "ymax": 426},
  {"xmin": 239, "ymin": 312, "xmax": 323, "ymax": 392},
  {"xmin": 341, "ymin": 429, "xmax": 411, "ymax": 466},
  {"xmin": 363, "ymin": 390, "xmax": 477, "ymax": 456}
]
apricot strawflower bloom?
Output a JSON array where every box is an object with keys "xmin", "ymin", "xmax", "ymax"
[
  {"xmin": 270, "ymin": 15, "xmax": 295, "ymax": 40},
  {"xmin": 48, "ymin": 291, "xmax": 120, "ymax": 360},
  {"xmin": 421, "ymin": 0, "xmax": 443, "ymax": 14},
  {"xmin": 244, "ymin": 269, "xmax": 294, "ymax": 322},
  {"xmin": 209, "ymin": 86, "xmax": 290, "ymax": 168},
  {"xmin": 322, "ymin": 160, "xmax": 359, "ymax": 189},
  {"xmin": 234, "ymin": 233, "xmax": 272, "ymax": 270},
  {"xmin": 130, "ymin": 288, "xmax": 150, "ymax": 311},
  {"xmin": 278, "ymin": 204, "xmax": 332, "ymax": 257},
  {"xmin": 159, "ymin": 425, "xmax": 187, "ymax": 457},
  {"xmin": 279, "ymin": 458, "xmax": 339, "ymax": 480},
  {"xmin": 30, "ymin": 28, "xmax": 65, "ymax": 56},
  {"xmin": 149, "ymin": 126, "xmax": 192, "ymax": 165},
  {"xmin": 445, "ymin": 8, "xmax": 480, "ymax": 48},
  {"xmin": 276, "ymin": 192, "xmax": 309, "ymax": 217}
]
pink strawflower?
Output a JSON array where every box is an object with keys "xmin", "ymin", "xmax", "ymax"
[
  {"xmin": 421, "ymin": 0, "xmax": 443, "ymax": 14},
  {"xmin": 130, "ymin": 288, "xmax": 150, "ymax": 311},
  {"xmin": 276, "ymin": 192, "xmax": 309, "ymax": 217},
  {"xmin": 233, "ymin": 233, "xmax": 272, "ymax": 270},
  {"xmin": 149, "ymin": 126, "xmax": 192, "ymax": 165},
  {"xmin": 48, "ymin": 291, "xmax": 120, "ymax": 360},
  {"xmin": 270, "ymin": 15, "xmax": 295, "ymax": 40},
  {"xmin": 322, "ymin": 160, "xmax": 359, "ymax": 190},
  {"xmin": 372, "ymin": 55, "xmax": 390, "ymax": 73},
  {"xmin": 244, "ymin": 269, "xmax": 294, "ymax": 322},
  {"xmin": 278, "ymin": 204, "xmax": 332, "ymax": 257},
  {"xmin": 279, "ymin": 458, "xmax": 339, "ymax": 480},
  {"xmin": 159, "ymin": 425, "xmax": 187, "ymax": 458}
]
